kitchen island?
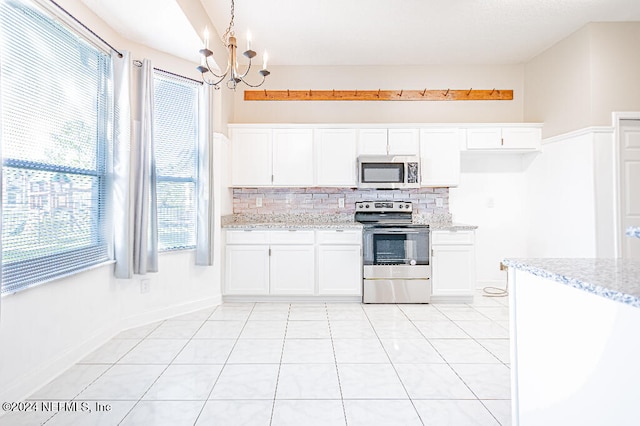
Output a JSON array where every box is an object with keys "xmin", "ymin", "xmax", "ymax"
[{"xmin": 503, "ymin": 258, "xmax": 640, "ymax": 426}]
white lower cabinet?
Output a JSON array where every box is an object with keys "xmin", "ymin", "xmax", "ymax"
[
  {"xmin": 317, "ymin": 231, "xmax": 362, "ymax": 295},
  {"xmin": 270, "ymin": 245, "xmax": 315, "ymax": 295},
  {"xmin": 431, "ymin": 230, "xmax": 476, "ymax": 302},
  {"xmin": 224, "ymin": 229, "xmax": 362, "ymax": 298},
  {"xmin": 225, "ymin": 245, "xmax": 270, "ymax": 295}
]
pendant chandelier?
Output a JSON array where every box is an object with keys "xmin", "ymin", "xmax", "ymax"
[{"xmin": 197, "ymin": 0, "xmax": 270, "ymax": 89}]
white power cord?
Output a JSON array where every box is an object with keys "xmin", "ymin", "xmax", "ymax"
[{"xmin": 482, "ymin": 263, "xmax": 509, "ymax": 297}]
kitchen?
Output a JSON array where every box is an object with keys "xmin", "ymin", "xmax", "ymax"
[{"xmin": 1, "ymin": 0, "xmax": 640, "ymax": 425}]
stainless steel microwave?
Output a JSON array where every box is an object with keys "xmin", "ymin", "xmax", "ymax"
[{"xmin": 357, "ymin": 155, "xmax": 420, "ymax": 189}]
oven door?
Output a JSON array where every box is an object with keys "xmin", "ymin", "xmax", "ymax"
[{"xmin": 362, "ymin": 225, "xmax": 430, "ymax": 278}]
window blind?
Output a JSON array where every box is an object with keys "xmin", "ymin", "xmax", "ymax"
[
  {"xmin": 1, "ymin": 0, "xmax": 112, "ymax": 293},
  {"xmin": 153, "ymin": 72, "xmax": 199, "ymax": 251}
]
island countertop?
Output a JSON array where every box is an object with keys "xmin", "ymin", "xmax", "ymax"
[{"xmin": 502, "ymin": 258, "xmax": 640, "ymax": 309}]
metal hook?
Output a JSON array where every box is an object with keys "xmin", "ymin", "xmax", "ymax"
[
  {"xmin": 444, "ymin": 88, "xmax": 450, "ymax": 96},
  {"xmin": 309, "ymin": 89, "xmax": 312, "ymax": 97},
  {"xmin": 287, "ymin": 89, "xmax": 290, "ymax": 97},
  {"xmin": 377, "ymin": 89, "xmax": 381, "ymax": 98},
  {"xmin": 421, "ymin": 88, "xmax": 427, "ymax": 96},
  {"xmin": 355, "ymin": 89, "xmax": 358, "ymax": 96},
  {"xmin": 399, "ymin": 89, "xmax": 403, "ymax": 97},
  {"xmin": 332, "ymin": 89, "xmax": 335, "ymax": 97},
  {"xmin": 264, "ymin": 89, "xmax": 267, "ymax": 97},
  {"xmin": 467, "ymin": 88, "xmax": 472, "ymax": 96},
  {"xmin": 490, "ymin": 88, "xmax": 496, "ymax": 95}
]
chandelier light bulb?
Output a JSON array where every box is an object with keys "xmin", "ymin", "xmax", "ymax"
[
  {"xmin": 203, "ymin": 27, "xmax": 209, "ymax": 49},
  {"xmin": 247, "ymin": 30, "xmax": 252, "ymax": 51},
  {"xmin": 262, "ymin": 51, "xmax": 268, "ymax": 70}
]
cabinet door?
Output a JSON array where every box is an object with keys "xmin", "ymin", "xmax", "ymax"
[
  {"xmin": 388, "ymin": 129, "xmax": 420, "ymax": 155},
  {"xmin": 466, "ymin": 127, "xmax": 502, "ymax": 150},
  {"xmin": 225, "ymin": 245, "xmax": 270, "ymax": 295},
  {"xmin": 420, "ymin": 129, "xmax": 461, "ymax": 187},
  {"xmin": 270, "ymin": 245, "xmax": 315, "ymax": 295},
  {"xmin": 432, "ymin": 245, "xmax": 475, "ymax": 297},
  {"xmin": 316, "ymin": 129, "xmax": 358, "ymax": 186},
  {"xmin": 231, "ymin": 128, "xmax": 272, "ymax": 186},
  {"xmin": 358, "ymin": 129, "xmax": 388, "ymax": 155},
  {"xmin": 502, "ymin": 127, "xmax": 541, "ymax": 150},
  {"xmin": 272, "ymin": 129, "xmax": 315, "ymax": 186},
  {"xmin": 317, "ymin": 245, "xmax": 362, "ymax": 295}
]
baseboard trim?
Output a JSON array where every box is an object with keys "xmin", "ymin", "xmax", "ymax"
[
  {"xmin": 430, "ymin": 295, "xmax": 474, "ymax": 304},
  {"xmin": 223, "ymin": 295, "xmax": 362, "ymax": 303}
]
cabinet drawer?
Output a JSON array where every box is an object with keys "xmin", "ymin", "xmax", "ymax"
[
  {"xmin": 317, "ymin": 229, "xmax": 362, "ymax": 245},
  {"xmin": 431, "ymin": 230, "xmax": 474, "ymax": 245},
  {"xmin": 226, "ymin": 230, "xmax": 270, "ymax": 245},
  {"xmin": 269, "ymin": 230, "xmax": 315, "ymax": 244}
]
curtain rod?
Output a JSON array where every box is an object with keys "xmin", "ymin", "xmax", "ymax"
[
  {"xmin": 133, "ymin": 60, "xmax": 203, "ymax": 86},
  {"xmin": 47, "ymin": 0, "xmax": 123, "ymax": 58}
]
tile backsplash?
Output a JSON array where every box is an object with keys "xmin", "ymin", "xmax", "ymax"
[{"xmin": 232, "ymin": 187, "xmax": 449, "ymax": 215}]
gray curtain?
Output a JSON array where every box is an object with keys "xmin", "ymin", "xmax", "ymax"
[
  {"xmin": 132, "ymin": 59, "xmax": 158, "ymax": 274},
  {"xmin": 196, "ymin": 84, "xmax": 214, "ymax": 266},
  {"xmin": 112, "ymin": 51, "xmax": 133, "ymax": 278}
]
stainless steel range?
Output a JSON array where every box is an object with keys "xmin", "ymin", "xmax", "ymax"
[{"xmin": 355, "ymin": 201, "xmax": 431, "ymax": 304}]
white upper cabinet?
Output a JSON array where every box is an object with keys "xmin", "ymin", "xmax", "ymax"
[
  {"xmin": 357, "ymin": 129, "xmax": 389, "ymax": 155},
  {"xmin": 357, "ymin": 128, "xmax": 420, "ymax": 156},
  {"xmin": 230, "ymin": 128, "xmax": 272, "ymax": 186},
  {"xmin": 388, "ymin": 128, "xmax": 420, "ymax": 155},
  {"xmin": 501, "ymin": 127, "xmax": 542, "ymax": 150},
  {"xmin": 272, "ymin": 129, "xmax": 315, "ymax": 186},
  {"xmin": 420, "ymin": 129, "xmax": 462, "ymax": 187},
  {"xmin": 315, "ymin": 129, "xmax": 358, "ymax": 187},
  {"xmin": 466, "ymin": 126, "xmax": 541, "ymax": 151}
]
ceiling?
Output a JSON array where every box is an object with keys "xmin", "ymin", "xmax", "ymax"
[{"xmin": 83, "ymin": 0, "xmax": 640, "ymax": 66}]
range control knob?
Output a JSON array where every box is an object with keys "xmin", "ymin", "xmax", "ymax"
[
  {"xmin": 365, "ymin": 204, "xmax": 370, "ymax": 208},
  {"xmin": 399, "ymin": 205, "xmax": 403, "ymax": 209},
  {"xmin": 358, "ymin": 204, "xmax": 363, "ymax": 208},
  {"xmin": 405, "ymin": 204, "xmax": 410, "ymax": 209}
]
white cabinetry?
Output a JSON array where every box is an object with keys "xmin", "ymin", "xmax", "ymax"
[
  {"xmin": 317, "ymin": 230, "xmax": 362, "ymax": 296},
  {"xmin": 270, "ymin": 245, "xmax": 315, "ymax": 295},
  {"xmin": 358, "ymin": 128, "xmax": 420, "ymax": 156},
  {"xmin": 272, "ymin": 129, "xmax": 314, "ymax": 186},
  {"xmin": 230, "ymin": 128, "xmax": 272, "ymax": 186},
  {"xmin": 315, "ymin": 129, "xmax": 358, "ymax": 186},
  {"xmin": 230, "ymin": 128, "xmax": 314, "ymax": 186},
  {"xmin": 388, "ymin": 129, "xmax": 420, "ymax": 155},
  {"xmin": 420, "ymin": 129, "xmax": 462, "ymax": 187},
  {"xmin": 431, "ymin": 230, "xmax": 476, "ymax": 302},
  {"xmin": 466, "ymin": 126, "xmax": 541, "ymax": 151},
  {"xmin": 224, "ymin": 229, "xmax": 362, "ymax": 299}
]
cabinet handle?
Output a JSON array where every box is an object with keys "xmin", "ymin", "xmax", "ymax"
[
  {"xmin": 336, "ymin": 229, "xmax": 344, "ymax": 233},
  {"xmin": 269, "ymin": 248, "xmax": 271, "ymax": 256},
  {"xmin": 244, "ymin": 229, "xmax": 253, "ymax": 232},
  {"xmin": 501, "ymin": 138, "xmax": 504, "ymax": 146},
  {"xmin": 288, "ymin": 229, "xmax": 297, "ymax": 232}
]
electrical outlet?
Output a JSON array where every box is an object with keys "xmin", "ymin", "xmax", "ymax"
[
  {"xmin": 140, "ymin": 279, "xmax": 150, "ymax": 294},
  {"xmin": 256, "ymin": 197, "xmax": 263, "ymax": 207},
  {"xmin": 435, "ymin": 198, "xmax": 444, "ymax": 208},
  {"xmin": 338, "ymin": 198, "xmax": 345, "ymax": 208}
]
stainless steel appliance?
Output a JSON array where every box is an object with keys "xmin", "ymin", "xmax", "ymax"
[
  {"xmin": 355, "ymin": 201, "xmax": 431, "ymax": 303},
  {"xmin": 357, "ymin": 155, "xmax": 420, "ymax": 189}
]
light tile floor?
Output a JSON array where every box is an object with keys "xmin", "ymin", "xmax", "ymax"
[{"xmin": 0, "ymin": 292, "xmax": 511, "ymax": 426}]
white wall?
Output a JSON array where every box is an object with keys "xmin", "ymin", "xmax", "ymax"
[
  {"xmin": 523, "ymin": 129, "xmax": 615, "ymax": 258},
  {"xmin": 449, "ymin": 154, "xmax": 528, "ymax": 287}
]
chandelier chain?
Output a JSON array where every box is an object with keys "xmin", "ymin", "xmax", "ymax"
[{"xmin": 222, "ymin": 0, "xmax": 235, "ymax": 44}]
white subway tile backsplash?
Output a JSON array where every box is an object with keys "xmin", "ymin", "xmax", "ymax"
[{"xmin": 232, "ymin": 188, "xmax": 450, "ymax": 215}]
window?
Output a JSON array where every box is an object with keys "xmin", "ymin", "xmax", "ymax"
[
  {"xmin": 1, "ymin": 0, "xmax": 112, "ymax": 293},
  {"xmin": 153, "ymin": 72, "xmax": 199, "ymax": 251}
]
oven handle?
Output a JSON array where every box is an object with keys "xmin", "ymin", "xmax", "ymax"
[{"xmin": 368, "ymin": 230, "xmax": 424, "ymax": 234}]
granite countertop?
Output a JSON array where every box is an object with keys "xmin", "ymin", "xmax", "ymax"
[
  {"xmin": 222, "ymin": 214, "xmax": 477, "ymax": 230},
  {"xmin": 627, "ymin": 227, "xmax": 640, "ymax": 239},
  {"xmin": 502, "ymin": 258, "xmax": 640, "ymax": 309}
]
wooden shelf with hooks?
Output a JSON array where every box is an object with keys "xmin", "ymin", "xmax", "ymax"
[{"xmin": 244, "ymin": 89, "xmax": 513, "ymax": 101}]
